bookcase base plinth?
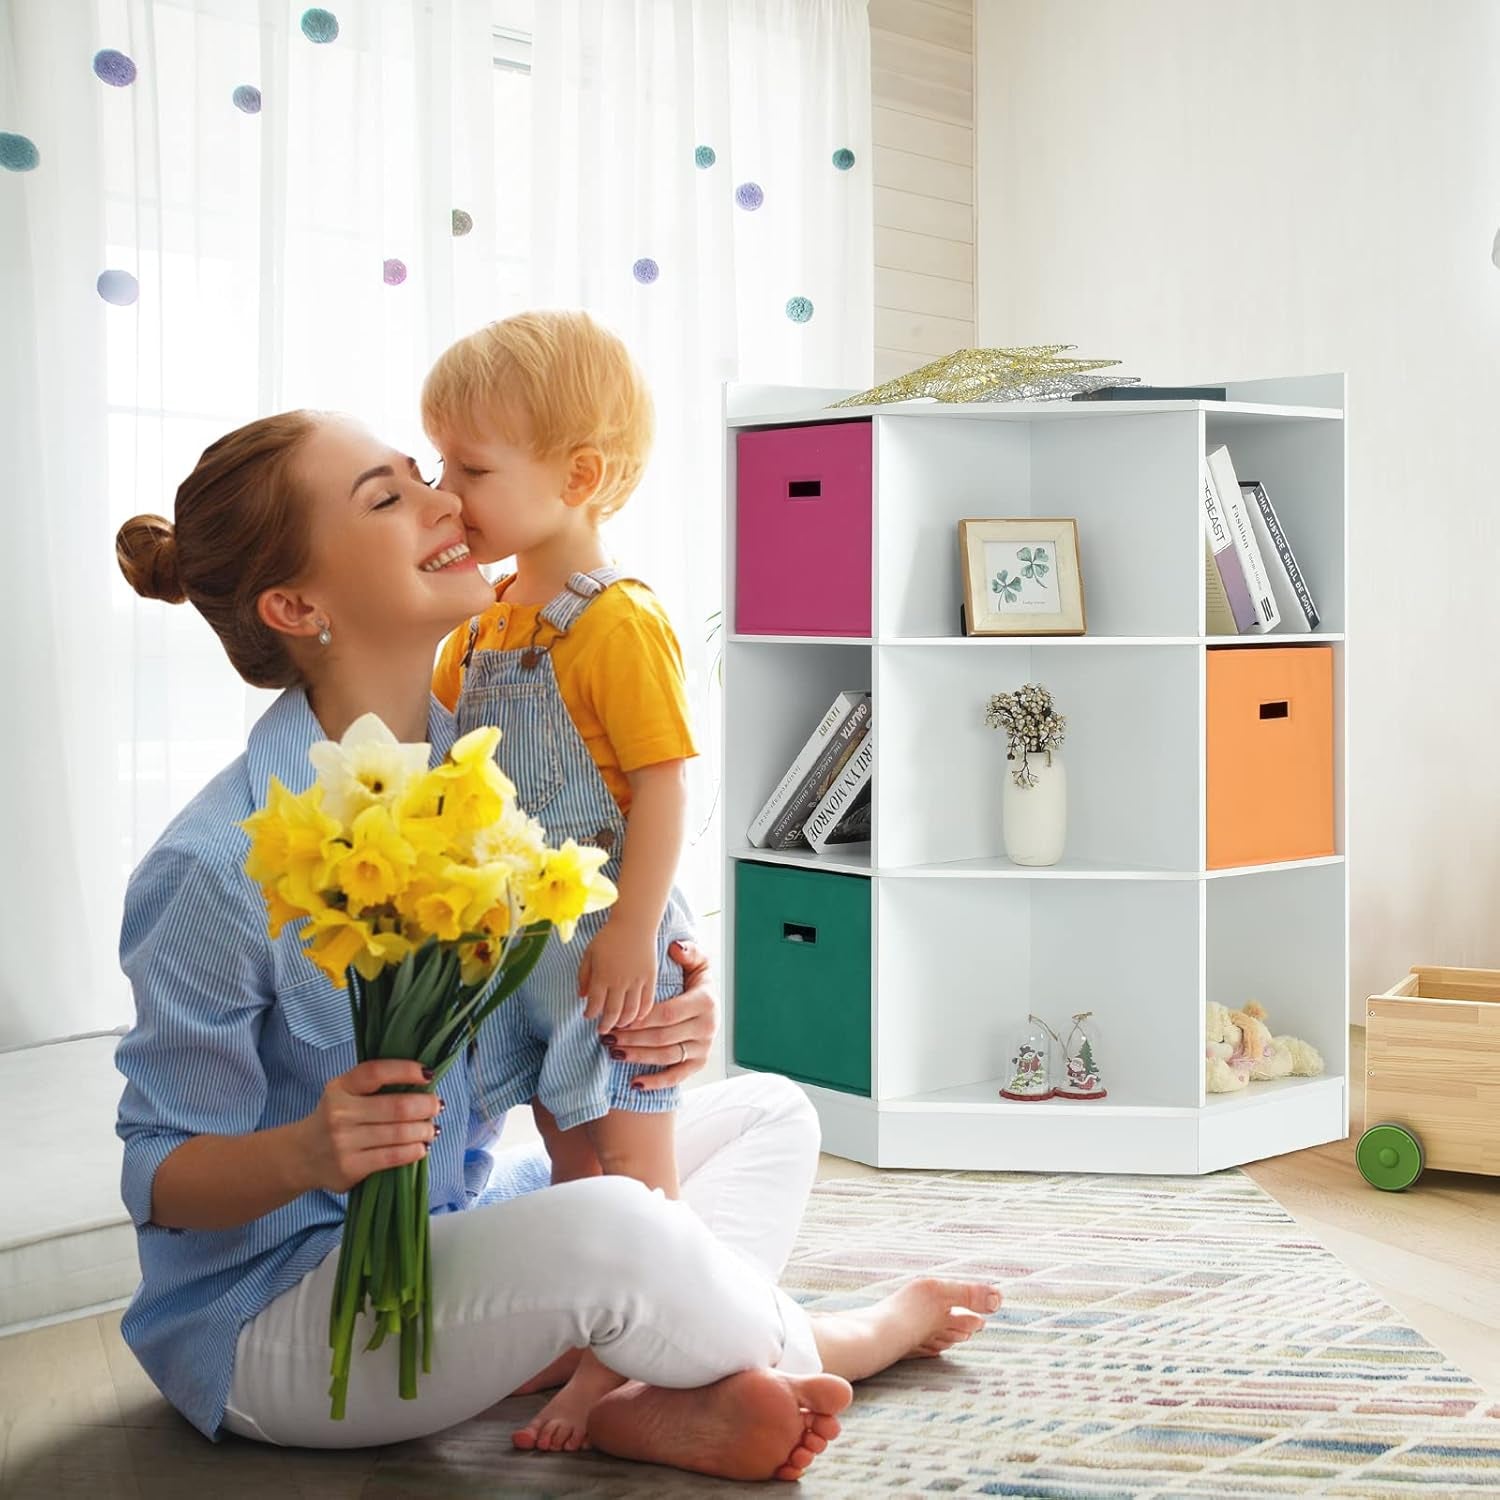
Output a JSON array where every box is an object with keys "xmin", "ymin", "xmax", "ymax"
[{"xmin": 732, "ymin": 1069, "xmax": 1347, "ymax": 1176}]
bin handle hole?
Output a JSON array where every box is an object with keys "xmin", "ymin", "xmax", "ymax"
[
  {"xmin": 787, "ymin": 479, "xmax": 821, "ymax": 499},
  {"xmin": 783, "ymin": 921, "xmax": 817, "ymax": 945},
  {"xmin": 1259, "ymin": 700, "xmax": 1289, "ymax": 720}
]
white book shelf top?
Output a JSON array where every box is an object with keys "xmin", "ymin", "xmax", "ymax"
[
  {"xmin": 878, "ymin": 1069, "xmax": 1345, "ymax": 1119},
  {"xmin": 727, "ymin": 633, "xmax": 1347, "ymax": 648},
  {"xmin": 727, "ymin": 845, "xmax": 872, "ymax": 877},
  {"xmin": 726, "ymin": 398, "xmax": 1344, "ymax": 429},
  {"xmin": 728, "ymin": 849, "xmax": 1347, "ymax": 883}
]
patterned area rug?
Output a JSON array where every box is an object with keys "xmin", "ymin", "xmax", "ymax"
[{"xmin": 367, "ymin": 1170, "xmax": 1500, "ymax": 1498}]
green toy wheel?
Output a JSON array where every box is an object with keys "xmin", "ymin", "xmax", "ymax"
[{"xmin": 1356, "ymin": 1122, "xmax": 1424, "ymax": 1191}]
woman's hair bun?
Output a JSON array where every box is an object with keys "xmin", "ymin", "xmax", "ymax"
[{"xmin": 116, "ymin": 513, "xmax": 187, "ymax": 604}]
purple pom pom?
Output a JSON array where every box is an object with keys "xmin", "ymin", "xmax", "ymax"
[
  {"xmin": 97, "ymin": 269, "xmax": 140, "ymax": 306},
  {"xmin": 93, "ymin": 50, "xmax": 138, "ymax": 87}
]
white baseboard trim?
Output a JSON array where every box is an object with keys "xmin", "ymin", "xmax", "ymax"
[{"xmin": 0, "ymin": 1294, "xmax": 133, "ymax": 1341}]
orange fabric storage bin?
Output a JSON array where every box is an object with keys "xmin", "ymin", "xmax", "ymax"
[{"xmin": 1207, "ymin": 645, "xmax": 1335, "ymax": 869}]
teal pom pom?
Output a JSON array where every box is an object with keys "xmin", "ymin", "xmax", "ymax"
[
  {"xmin": 785, "ymin": 296, "xmax": 814, "ymax": 324},
  {"xmin": 0, "ymin": 133, "xmax": 39, "ymax": 172},
  {"xmin": 301, "ymin": 8, "xmax": 339, "ymax": 43}
]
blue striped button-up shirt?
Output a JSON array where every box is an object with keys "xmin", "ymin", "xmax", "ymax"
[{"xmin": 115, "ymin": 688, "xmax": 547, "ymax": 1440}]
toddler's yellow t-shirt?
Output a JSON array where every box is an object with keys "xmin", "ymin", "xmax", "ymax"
[{"xmin": 433, "ymin": 577, "xmax": 699, "ymax": 817}]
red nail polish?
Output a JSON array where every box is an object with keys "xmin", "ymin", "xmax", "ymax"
[
  {"xmin": 630, "ymin": 1080, "xmax": 644, "ymax": 1091},
  {"xmin": 610, "ymin": 1048, "xmax": 625, "ymax": 1059}
]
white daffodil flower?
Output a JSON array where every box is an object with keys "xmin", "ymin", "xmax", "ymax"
[{"xmin": 308, "ymin": 712, "xmax": 430, "ymax": 827}]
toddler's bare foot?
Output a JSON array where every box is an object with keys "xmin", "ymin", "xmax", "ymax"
[
  {"xmin": 587, "ymin": 1368, "xmax": 851, "ymax": 1482},
  {"xmin": 513, "ymin": 1350, "xmax": 623, "ymax": 1452},
  {"xmin": 811, "ymin": 1277, "xmax": 1001, "ymax": 1382},
  {"xmin": 511, "ymin": 1347, "xmax": 584, "ymax": 1397}
]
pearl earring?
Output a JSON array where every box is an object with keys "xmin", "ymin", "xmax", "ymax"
[{"xmin": 317, "ymin": 620, "xmax": 332, "ymax": 647}]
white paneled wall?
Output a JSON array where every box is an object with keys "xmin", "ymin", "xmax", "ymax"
[
  {"xmin": 870, "ymin": 0, "xmax": 975, "ymax": 382},
  {"xmin": 973, "ymin": 0, "xmax": 1500, "ymax": 1020}
]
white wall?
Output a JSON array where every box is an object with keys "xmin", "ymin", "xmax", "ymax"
[
  {"xmin": 872, "ymin": 0, "xmax": 975, "ymax": 380},
  {"xmin": 975, "ymin": 0, "xmax": 1500, "ymax": 1018}
]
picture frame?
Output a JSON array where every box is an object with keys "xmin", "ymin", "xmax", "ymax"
[{"xmin": 958, "ymin": 517, "xmax": 1086, "ymax": 636}]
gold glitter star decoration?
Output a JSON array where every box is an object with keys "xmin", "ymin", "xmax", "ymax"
[{"xmin": 828, "ymin": 345, "xmax": 1139, "ymax": 407}]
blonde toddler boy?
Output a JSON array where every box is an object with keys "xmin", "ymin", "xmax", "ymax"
[{"xmin": 425, "ymin": 310, "xmax": 699, "ymax": 1450}]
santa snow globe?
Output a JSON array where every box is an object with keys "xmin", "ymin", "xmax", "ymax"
[{"xmin": 1055, "ymin": 1010, "xmax": 1107, "ymax": 1100}]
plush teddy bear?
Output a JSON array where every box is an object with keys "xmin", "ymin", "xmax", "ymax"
[
  {"xmin": 1243, "ymin": 1002, "xmax": 1325, "ymax": 1082},
  {"xmin": 1206, "ymin": 1002, "xmax": 1266, "ymax": 1098},
  {"xmin": 1205, "ymin": 1001, "xmax": 1324, "ymax": 1093}
]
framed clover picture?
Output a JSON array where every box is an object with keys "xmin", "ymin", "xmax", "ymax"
[{"xmin": 958, "ymin": 518, "xmax": 1086, "ymax": 636}]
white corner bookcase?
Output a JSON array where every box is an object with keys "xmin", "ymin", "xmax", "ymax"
[{"xmin": 721, "ymin": 375, "xmax": 1349, "ymax": 1174}]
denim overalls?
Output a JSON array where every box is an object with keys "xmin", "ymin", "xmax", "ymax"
[{"xmin": 454, "ymin": 568, "xmax": 695, "ymax": 1131}]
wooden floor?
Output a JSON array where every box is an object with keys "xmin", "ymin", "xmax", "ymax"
[
  {"xmin": 3, "ymin": 1026, "xmax": 1498, "ymax": 1494},
  {"xmin": 1242, "ymin": 1025, "xmax": 1500, "ymax": 1395}
]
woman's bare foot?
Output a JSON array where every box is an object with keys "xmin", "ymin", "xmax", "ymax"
[
  {"xmin": 513, "ymin": 1348, "xmax": 624, "ymax": 1452},
  {"xmin": 587, "ymin": 1368, "xmax": 852, "ymax": 1482},
  {"xmin": 810, "ymin": 1277, "xmax": 1001, "ymax": 1383},
  {"xmin": 512, "ymin": 1346, "xmax": 584, "ymax": 1397}
]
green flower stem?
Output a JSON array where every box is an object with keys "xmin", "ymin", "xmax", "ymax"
[
  {"xmin": 419, "ymin": 1153, "xmax": 433, "ymax": 1373},
  {"xmin": 328, "ymin": 1177, "xmax": 379, "ymax": 1420},
  {"xmin": 368, "ymin": 1176, "xmax": 393, "ymax": 1318},
  {"xmin": 397, "ymin": 1162, "xmax": 416, "ymax": 1311},
  {"xmin": 399, "ymin": 1308, "xmax": 418, "ymax": 1401},
  {"xmin": 327, "ymin": 927, "xmax": 553, "ymax": 1418}
]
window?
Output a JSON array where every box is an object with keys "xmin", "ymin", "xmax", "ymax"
[
  {"xmin": 492, "ymin": 25, "xmax": 534, "ymax": 316},
  {"xmin": 107, "ymin": 6, "xmax": 537, "ymax": 871}
]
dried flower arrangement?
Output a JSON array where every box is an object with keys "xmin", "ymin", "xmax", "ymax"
[{"xmin": 984, "ymin": 682, "xmax": 1067, "ymax": 788}]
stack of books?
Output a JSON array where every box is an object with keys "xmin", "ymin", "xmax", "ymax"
[
  {"xmin": 748, "ymin": 690, "xmax": 873, "ymax": 854},
  {"xmin": 1202, "ymin": 443, "xmax": 1320, "ymax": 635}
]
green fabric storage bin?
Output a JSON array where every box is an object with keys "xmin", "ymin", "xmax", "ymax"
[{"xmin": 732, "ymin": 861, "xmax": 871, "ymax": 1096}]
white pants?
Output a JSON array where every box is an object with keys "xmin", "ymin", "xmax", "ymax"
[{"xmin": 223, "ymin": 1073, "xmax": 822, "ymax": 1448}]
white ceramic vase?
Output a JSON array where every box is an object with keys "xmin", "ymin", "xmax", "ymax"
[{"xmin": 1002, "ymin": 751, "xmax": 1066, "ymax": 867}]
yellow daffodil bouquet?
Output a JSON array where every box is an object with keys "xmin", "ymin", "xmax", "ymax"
[{"xmin": 240, "ymin": 713, "xmax": 616, "ymax": 1419}]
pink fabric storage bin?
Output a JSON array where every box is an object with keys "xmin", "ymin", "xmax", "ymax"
[{"xmin": 735, "ymin": 420, "xmax": 872, "ymax": 636}]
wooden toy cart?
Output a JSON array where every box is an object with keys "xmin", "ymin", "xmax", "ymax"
[{"xmin": 1358, "ymin": 966, "xmax": 1500, "ymax": 1189}]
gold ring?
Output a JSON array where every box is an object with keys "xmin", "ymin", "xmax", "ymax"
[{"xmin": 678, "ymin": 1041, "xmax": 687, "ymax": 1064}]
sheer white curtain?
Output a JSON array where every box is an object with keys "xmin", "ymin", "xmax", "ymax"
[
  {"xmin": 529, "ymin": 0, "xmax": 873, "ymax": 936},
  {"xmin": 1, "ymin": 0, "xmax": 519, "ymax": 1047},
  {"xmin": 0, "ymin": 0, "xmax": 870, "ymax": 1049}
]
